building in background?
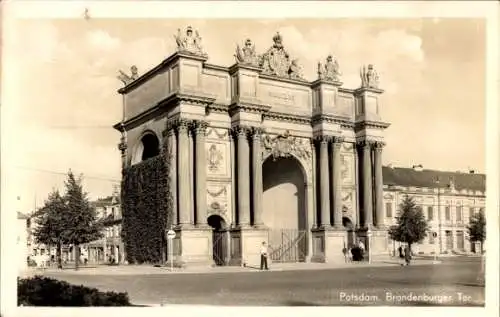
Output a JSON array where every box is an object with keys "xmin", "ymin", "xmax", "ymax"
[
  {"xmin": 17, "ymin": 212, "xmax": 30, "ymax": 271},
  {"xmin": 383, "ymin": 165, "xmax": 486, "ymax": 255},
  {"xmin": 86, "ymin": 194, "xmax": 125, "ymax": 264}
]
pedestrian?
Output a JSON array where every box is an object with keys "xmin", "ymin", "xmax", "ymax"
[
  {"xmin": 398, "ymin": 246, "xmax": 404, "ymax": 265},
  {"xmin": 404, "ymin": 245, "xmax": 412, "ymax": 266},
  {"xmin": 260, "ymin": 241, "xmax": 269, "ymax": 271},
  {"xmin": 358, "ymin": 239, "xmax": 365, "ymax": 261}
]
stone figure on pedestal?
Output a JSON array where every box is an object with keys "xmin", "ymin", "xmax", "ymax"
[
  {"xmin": 360, "ymin": 64, "xmax": 380, "ymax": 88},
  {"xmin": 235, "ymin": 39, "xmax": 259, "ymax": 66},
  {"xmin": 117, "ymin": 65, "xmax": 139, "ymax": 86},
  {"xmin": 318, "ymin": 55, "xmax": 341, "ymax": 82},
  {"xmin": 174, "ymin": 26, "xmax": 205, "ymax": 56}
]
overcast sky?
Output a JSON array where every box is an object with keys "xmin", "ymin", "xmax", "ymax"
[{"xmin": 4, "ymin": 18, "xmax": 485, "ymax": 213}]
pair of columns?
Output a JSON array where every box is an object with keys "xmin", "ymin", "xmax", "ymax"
[
  {"xmin": 358, "ymin": 140, "xmax": 385, "ymax": 229},
  {"xmin": 316, "ymin": 135, "xmax": 345, "ymax": 229},
  {"xmin": 232, "ymin": 125, "xmax": 264, "ymax": 228},
  {"xmin": 167, "ymin": 119, "xmax": 209, "ymax": 228}
]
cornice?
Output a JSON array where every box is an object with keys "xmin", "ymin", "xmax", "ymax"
[
  {"xmin": 312, "ymin": 113, "xmax": 354, "ymax": 128},
  {"xmin": 259, "ymin": 73, "xmax": 311, "ymax": 87},
  {"xmin": 353, "ymin": 86, "xmax": 385, "ymax": 95},
  {"xmin": 206, "ymin": 103, "xmax": 230, "ymax": 114},
  {"xmin": 263, "ymin": 111, "xmax": 311, "ymax": 124},
  {"xmin": 355, "ymin": 119, "xmax": 391, "ymax": 130},
  {"xmin": 204, "ymin": 63, "xmax": 230, "ymax": 72},
  {"xmin": 310, "ymin": 78, "xmax": 343, "ymax": 88},
  {"xmin": 228, "ymin": 101, "xmax": 271, "ymax": 115},
  {"xmin": 161, "ymin": 91, "xmax": 216, "ymax": 107},
  {"xmin": 229, "ymin": 63, "xmax": 263, "ymax": 75}
]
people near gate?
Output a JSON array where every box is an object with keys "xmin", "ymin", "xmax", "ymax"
[
  {"xmin": 404, "ymin": 245, "xmax": 412, "ymax": 266},
  {"xmin": 398, "ymin": 245, "xmax": 404, "ymax": 265},
  {"xmin": 260, "ymin": 241, "xmax": 269, "ymax": 270}
]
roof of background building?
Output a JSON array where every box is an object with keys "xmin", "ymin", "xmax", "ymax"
[
  {"xmin": 91, "ymin": 196, "xmax": 120, "ymax": 208},
  {"xmin": 383, "ymin": 166, "xmax": 486, "ymax": 192}
]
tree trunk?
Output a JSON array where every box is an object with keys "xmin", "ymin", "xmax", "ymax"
[
  {"xmin": 480, "ymin": 241, "xmax": 483, "ymax": 254},
  {"xmin": 161, "ymin": 237, "xmax": 166, "ymax": 265},
  {"xmin": 75, "ymin": 245, "xmax": 80, "ymax": 271},
  {"xmin": 56, "ymin": 242, "xmax": 63, "ymax": 269}
]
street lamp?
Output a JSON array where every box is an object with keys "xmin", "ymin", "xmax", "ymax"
[
  {"xmin": 435, "ymin": 177, "xmax": 443, "ymax": 255},
  {"xmin": 367, "ymin": 228, "xmax": 372, "ymax": 264}
]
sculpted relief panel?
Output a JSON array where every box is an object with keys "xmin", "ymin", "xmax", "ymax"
[
  {"xmin": 206, "ymin": 183, "xmax": 231, "ymax": 222},
  {"xmin": 206, "ymin": 127, "xmax": 230, "ymax": 178},
  {"xmin": 340, "ymin": 143, "xmax": 355, "ymax": 186},
  {"xmin": 261, "ymin": 130, "xmax": 312, "ymax": 180}
]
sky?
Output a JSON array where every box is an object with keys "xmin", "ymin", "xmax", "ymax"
[{"xmin": 3, "ymin": 18, "xmax": 486, "ymax": 214}]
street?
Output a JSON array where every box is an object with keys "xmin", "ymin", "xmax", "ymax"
[{"xmin": 38, "ymin": 257, "xmax": 484, "ymax": 306}]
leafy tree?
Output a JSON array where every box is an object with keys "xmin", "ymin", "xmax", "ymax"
[
  {"xmin": 62, "ymin": 170, "xmax": 103, "ymax": 270},
  {"xmin": 388, "ymin": 195, "xmax": 430, "ymax": 252},
  {"xmin": 32, "ymin": 190, "xmax": 67, "ymax": 269},
  {"xmin": 467, "ymin": 211, "xmax": 486, "ymax": 253}
]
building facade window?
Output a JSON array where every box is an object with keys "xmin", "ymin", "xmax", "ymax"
[
  {"xmin": 427, "ymin": 206, "xmax": 434, "ymax": 220},
  {"xmin": 385, "ymin": 202, "xmax": 392, "ymax": 218},
  {"xmin": 429, "ymin": 233, "xmax": 435, "ymax": 244},
  {"xmin": 469, "ymin": 207, "xmax": 475, "ymax": 219},
  {"xmin": 479, "ymin": 207, "xmax": 484, "ymax": 215},
  {"xmin": 445, "ymin": 206, "xmax": 451, "ymax": 221},
  {"xmin": 456, "ymin": 206, "xmax": 462, "ymax": 223}
]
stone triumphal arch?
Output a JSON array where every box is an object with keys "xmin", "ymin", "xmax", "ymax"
[{"xmin": 115, "ymin": 26, "xmax": 390, "ymax": 267}]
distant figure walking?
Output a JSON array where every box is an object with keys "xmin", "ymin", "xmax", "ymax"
[
  {"xmin": 260, "ymin": 241, "xmax": 269, "ymax": 270},
  {"xmin": 398, "ymin": 246, "xmax": 404, "ymax": 265},
  {"xmin": 404, "ymin": 245, "xmax": 412, "ymax": 266}
]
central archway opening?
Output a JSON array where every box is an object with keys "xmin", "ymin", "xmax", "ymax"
[
  {"xmin": 141, "ymin": 133, "xmax": 160, "ymax": 161},
  {"xmin": 263, "ymin": 156, "xmax": 307, "ymax": 263},
  {"xmin": 207, "ymin": 215, "xmax": 228, "ymax": 266}
]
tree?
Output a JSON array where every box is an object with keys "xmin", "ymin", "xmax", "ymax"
[
  {"xmin": 62, "ymin": 170, "xmax": 103, "ymax": 270},
  {"xmin": 388, "ymin": 195, "xmax": 430, "ymax": 252},
  {"xmin": 32, "ymin": 190, "xmax": 67, "ymax": 269},
  {"xmin": 467, "ymin": 211, "xmax": 486, "ymax": 253}
]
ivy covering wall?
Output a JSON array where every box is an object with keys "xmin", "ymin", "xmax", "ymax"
[{"xmin": 121, "ymin": 142, "xmax": 173, "ymax": 264}]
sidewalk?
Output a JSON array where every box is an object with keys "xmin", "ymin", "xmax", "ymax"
[{"xmin": 21, "ymin": 257, "xmax": 440, "ymax": 277}]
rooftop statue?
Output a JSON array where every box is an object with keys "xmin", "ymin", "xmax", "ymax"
[
  {"xmin": 174, "ymin": 26, "xmax": 205, "ymax": 56},
  {"xmin": 360, "ymin": 64, "xmax": 380, "ymax": 89},
  {"xmin": 318, "ymin": 55, "xmax": 341, "ymax": 82},
  {"xmin": 117, "ymin": 65, "xmax": 139, "ymax": 86},
  {"xmin": 260, "ymin": 32, "xmax": 304, "ymax": 80},
  {"xmin": 235, "ymin": 38, "xmax": 259, "ymax": 66}
]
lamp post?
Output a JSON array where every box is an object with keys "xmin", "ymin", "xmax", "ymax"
[
  {"xmin": 435, "ymin": 178, "xmax": 443, "ymax": 255},
  {"xmin": 367, "ymin": 228, "xmax": 372, "ymax": 264}
]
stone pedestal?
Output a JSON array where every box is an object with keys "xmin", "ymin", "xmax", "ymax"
[
  {"xmin": 357, "ymin": 228, "xmax": 388, "ymax": 258},
  {"xmin": 174, "ymin": 227, "xmax": 214, "ymax": 266},
  {"xmin": 311, "ymin": 228, "xmax": 347, "ymax": 263},
  {"xmin": 228, "ymin": 227, "xmax": 269, "ymax": 267}
]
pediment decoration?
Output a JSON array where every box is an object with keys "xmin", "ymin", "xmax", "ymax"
[
  {"xmin": 262, "ymin": 130, "xmax": 311, "ymax": 161},
  {"xmin": 259, "ymin": 32, "xmax": 305, "ymax": 81}
]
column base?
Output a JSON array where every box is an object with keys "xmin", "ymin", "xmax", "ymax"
[
  {"xmin": 174, "ymin": 227, "xmax": 214, "ymax": 267},
  {"xmin": 228, "ymin": 226, "xmax": 269, "ymax": 267},
  {"xmin": 311, "ymin": 228, "xmax": 347, "ymax": 263}
]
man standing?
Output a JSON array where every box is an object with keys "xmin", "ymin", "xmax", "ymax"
[{"xmin": 260, "ymin": 241, "xmax": 269, "ymax": 270}]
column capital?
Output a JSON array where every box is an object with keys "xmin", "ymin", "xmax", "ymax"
[
  {"xmin": 251, "ymin": 127, "xmax": 265, "ymax": 140},
  {"xmin": 176, "ymin": 118, "xmax": 193, "ymax": 133},
  {"xmin": 193, "ymin": 120, "xmax": 209, "ymax": 135},
  {"xmin": 314, "ymin": 135, "xmax": 333, "ymax": 145},
  {"xmin": 356, "ymin": 139, "xmax": 375, "ymax": 149},
  {"xmin": 372, "ymin": 141, "xmax": 386, "ymax": 151},
  {"xmin": 231, "ymin": 125, "xmax": 253, "ymax": 138}
]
